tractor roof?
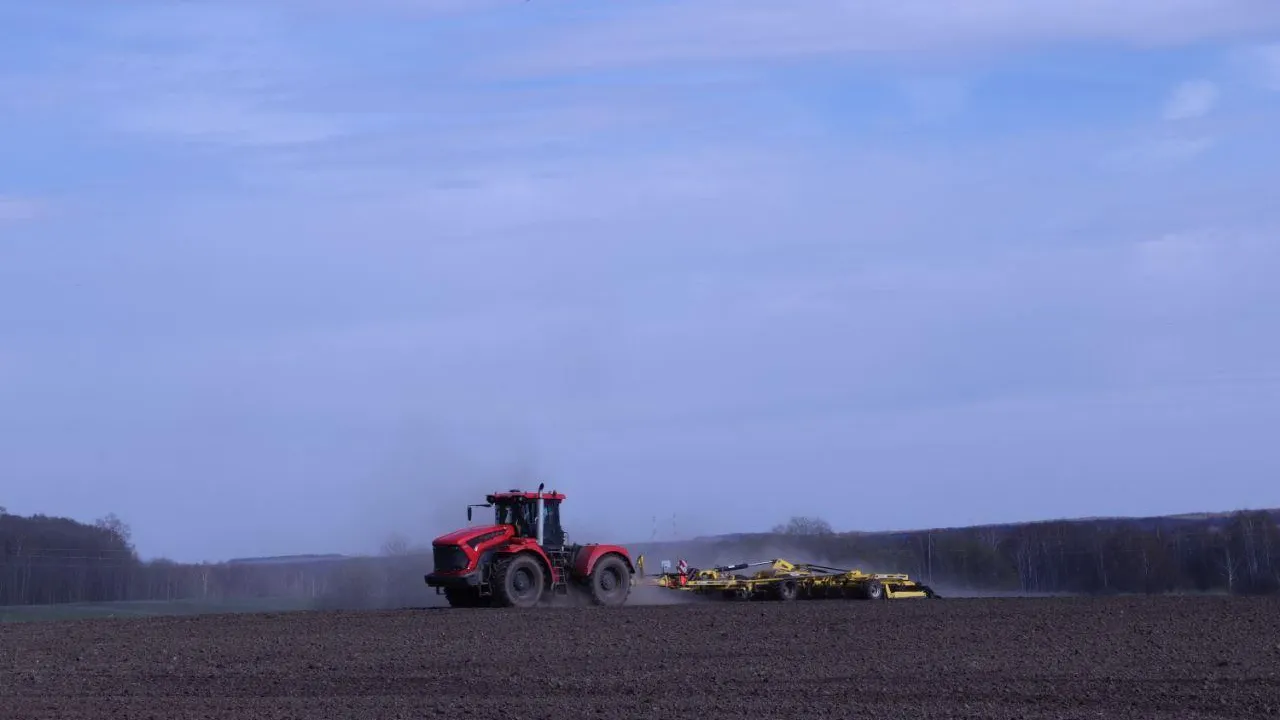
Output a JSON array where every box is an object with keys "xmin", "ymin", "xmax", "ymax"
[{"xmin": 487, "ymin": 489, "xmax": 566, "ymax": 502}]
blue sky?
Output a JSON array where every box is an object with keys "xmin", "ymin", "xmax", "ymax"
[{"xmin": 2, "ymin": 0, "xmax": 1280, "ymax": 562}]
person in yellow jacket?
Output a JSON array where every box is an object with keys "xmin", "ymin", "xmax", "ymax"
[{"xmin": 636, "ymin": 554, "xmax": 645, "ymax": 577}]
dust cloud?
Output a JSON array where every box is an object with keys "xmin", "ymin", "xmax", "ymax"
[{"xmin": 346, "ymin": 415, "xmax": 546, "ymax": 554}]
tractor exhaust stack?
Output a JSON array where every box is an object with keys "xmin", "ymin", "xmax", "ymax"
[{"xmin": 536, "ymin": 482, "xmax": 545, "ymax": 546}]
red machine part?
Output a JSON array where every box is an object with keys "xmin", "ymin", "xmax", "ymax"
[{"xmin": 424, "ymin": 488, "xmax": 636, "ymax": 608}]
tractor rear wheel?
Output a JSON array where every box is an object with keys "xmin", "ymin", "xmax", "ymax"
[
  {"xmin": 588, "ymin": 554, "xmax": 631, "ymax": 607},
  {"xmin": 493, "ymin": 554, "xmax": 545, "ymax": 609}
]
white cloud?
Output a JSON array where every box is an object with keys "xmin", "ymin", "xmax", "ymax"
[
  {"xmin": 43, "ymin": 4, "xmax": 353, "ymax": 148},
  {"xmin": 1134, "ymin": 231, "xmax": 1216, "ymax": 280},
  {"xmin": 898, "ymin": 76, "xmax": 971, "ymax": 122},
  {"xmin": 262, "ymin": 0, "xmax": 517, "ymax": 15},
  {"xmin": 1163, "ymin": 80, "xmax": 1218, "ymax": 120},
  {"xmin": 498, "ymin": 0, "xmax": 1280, "ymax": 75},
  {"xmin": 0, "ymin": 197, "xmax": 43, "ymax": 223},
  {"xmin": 1240, "ymin": 43, "xmax": 1280, "ymax": 90},
  {"xmin": 1106, "ymin": 132, "xmax": 1217, "ymax": 171},
  {"xmin": 113, "ymin": 95, "xmax": 351, "ymax": 147},
  {"xmin": 1127, "ymin": 227, "xmax": 1280, "ymax": 322},
  {"xmin": 1136, "ymin": 227, "xmax": 1277, "ymax": 278},
  {"xmin": 245, "ymin": 143, "xmax": 820, "ymax": 241}
]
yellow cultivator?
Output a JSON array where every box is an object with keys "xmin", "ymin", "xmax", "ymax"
[{"xmin": 653, "ymin": 558, "xmax": 938, "ymax": 601}]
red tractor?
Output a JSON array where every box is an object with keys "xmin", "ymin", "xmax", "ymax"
[{"xmin": 424, "ymin": 483, "xmax": 636, "ymax": 608}]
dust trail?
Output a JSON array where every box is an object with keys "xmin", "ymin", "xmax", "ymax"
[
  {"xmin": 628, "ymin": 539, "xmax": 880, "ymax": 576},
  {"xmin": 927, "ymin": 587, "xmax": 1081, "ymax": 598},
  {"xmin": 625, "ymin": 581, "xmax": 712, "ymax": 606},
  {"xmin": 351, "ymin": 414, "xmax": 545, "ymax": 553}
]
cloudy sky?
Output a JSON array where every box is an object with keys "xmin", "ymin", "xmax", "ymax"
[{"xmin": 2, "ymin": 1, "xmax": 1280, "ymax": 562}]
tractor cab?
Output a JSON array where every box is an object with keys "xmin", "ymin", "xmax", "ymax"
[{"xmin": 469, "ymin": 487, "xmax": 567, "ymax": 547}]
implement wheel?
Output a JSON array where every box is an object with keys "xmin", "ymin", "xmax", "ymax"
[
  {"xmin": 863, "ymin": 579, "xmax": 884, "ymax": 600},
  {"xmin": 775, "ymin": 580, "xmax": 798, "ymax": 602},
  {"xmin": 493, "ymin": 554, "xmax": 545, "ymax": 609},
  {"xmin": 588, "ymin": 554, "xmax": 632, "ymax": 607}
]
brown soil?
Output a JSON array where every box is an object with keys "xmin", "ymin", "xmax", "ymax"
[{"xmin": 2, "ymin": 595, "xmax": 1278, "ymax": 719}]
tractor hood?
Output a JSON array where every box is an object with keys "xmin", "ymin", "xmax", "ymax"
[{"xmin": 432, "ymin": 524, "xmax": 514, "ymax": 547}]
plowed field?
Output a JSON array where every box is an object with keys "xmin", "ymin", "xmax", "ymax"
[{"xmin": 2, "ymin": 595, "xmax": 1278, "ymax": 719}]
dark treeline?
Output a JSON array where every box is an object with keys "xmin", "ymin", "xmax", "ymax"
[
  {"xmin": 3, "ymin": 506, "xmax": 1279, "ymax": 609},
  {"xmin": 639, "ymin": 509, "xmax": 1280, "ymax": 595},
  {"xmin": 0, "ymin": 509, "xmax": 435, "ymax": 609}
]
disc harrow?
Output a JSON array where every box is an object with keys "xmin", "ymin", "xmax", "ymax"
[{"xmin": 650, "ymin": 558, "xmax": 939, "ymax": 601}]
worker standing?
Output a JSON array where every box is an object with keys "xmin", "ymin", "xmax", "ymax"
[{"xmin": 636, "ymin": 554, "xmax": 645, "ymax": 577}]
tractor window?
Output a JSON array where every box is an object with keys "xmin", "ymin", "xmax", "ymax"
[
  {"xmin": 542, "ymin": 500, "xmax": 564, "ymax": 546},
  {"xmin": 518, "ymin": 503, "xmax": 535, "ymax": 537},
  {"xmin": 495, "ymin": 501, "xmax": 536, "ymax": 537}
]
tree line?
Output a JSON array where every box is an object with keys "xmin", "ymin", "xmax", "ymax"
[
  {"xmin": 0, "ymin": 509, "xmax": 434, "ymax": 609},
  {"xmin": 2, "ymin": 506, "xmax": 1278, "ymax": 609},
  {"xmin": 649, "ymin": 509, "xmax": 1280, "ymax": 595}
]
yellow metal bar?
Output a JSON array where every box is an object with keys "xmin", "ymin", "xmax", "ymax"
[{"xmin": 650, "ymin": 557, "xmax": 937, "ymax": 600}]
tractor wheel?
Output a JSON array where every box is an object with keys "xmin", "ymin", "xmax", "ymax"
[
  {"xmin": 444, "ymin": 588, "xmax": 486, "ymax": 608},
  {"xmin": 775, "ymin": 580, "xmax": 798, "ymax": 602},
  {"xmin": 863, "ymin": 579, "xmax": 884, "ymax": 600},
  {"xmin": 492, "ymin": 554, "xmax": 546, "ymax": 609},
  {"xmin": 587, "ymin": 554, "xmax": 631, "ymax": 607}
]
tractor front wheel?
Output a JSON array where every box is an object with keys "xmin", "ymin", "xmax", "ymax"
[
  {"xmin": 588, "ymin": 554, "xmax": 631, "ymax": 607},
  {"xmin": 493, "ymin": 554, "xmax": 546, "ymax": 609}
]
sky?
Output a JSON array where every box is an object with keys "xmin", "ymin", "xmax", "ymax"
[{"xmin": 2, "ymin": 1, "xmax": 1280, "ymax": 562}]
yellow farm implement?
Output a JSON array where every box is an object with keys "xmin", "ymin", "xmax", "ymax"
[{"xmin": 653, "ymin": 558, "xmax": 938, "ymax": 601}]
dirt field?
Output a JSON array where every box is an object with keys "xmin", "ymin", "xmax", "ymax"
[{"xmin": 2, "ymin": 594, "xmax": 1278, "ymax": 719}]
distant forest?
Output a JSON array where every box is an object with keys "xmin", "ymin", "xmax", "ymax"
[
  {"xmin": 0, "ymin": 508, "xmax": 426, "ymax": 610},
  {"xmin": 638, "ymin": 509, "xmax": 1280, "ymax": 596},
  {"xmin": 1, "ymin": 505, "xmax": 1278, "ymax": 609}
]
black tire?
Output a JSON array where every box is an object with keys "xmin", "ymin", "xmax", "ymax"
[
  {"xmin": 444, "ymin": 588, "xmax": 486, "ymax": 608},
  {"xmin": 863, "ymin": 579, "xmax": 884, "ymax": 600},
  {"xmin": 588, "ymin": 554, "xmax": 631, "ymax": 607},
  {"xmin": 775, "ymin": 580, "xmax": 798, "ymax": 602},
  {"xmin": 493, "ymin": 554, "xmax": 545, "ymax": 608}
]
